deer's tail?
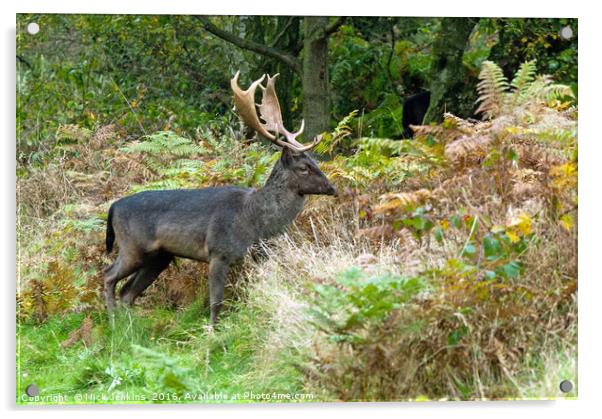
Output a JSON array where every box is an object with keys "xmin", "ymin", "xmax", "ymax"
[{"xmin": 106, "ymin": 204, "xmax": 116, "ymax": 254}]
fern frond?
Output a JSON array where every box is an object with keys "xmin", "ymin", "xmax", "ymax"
[
  {"xmin": 121, "ymin": 141, "xmax": 161, "ymax": 154},
  {"xmin": 120, "ymin": 131, "xmax": 201, "ymax": 159},
  {"xmin": 170, "ymin": 144, "xmax": 202, "ymax": 156},
  {"xmin": 111, "ymin": 154, "xmax": 157, "ymax": 180},
  {"xmin": 443, "ymin": 113, "xmax": 475, "ymax": 130},
  {"xmin": 520, "ymin": 75, "xmax": 552, "ymax": 100},
  {"xmin": 510, "ymin": 59, "xmax": 537, "ymax": 97},
  {"xmin": 314, "ymin": 110, "xmax": 357, "ymax": 155},
  {"xmin": 519, "ymin": 74, "xmax": 574, "ymax": 106},
  {"xmin": 543, "ymin": 84, "xmax": 575, "ymax": 101},
  {"xmin": 90, "ymin": 124, "xmax": 117, "ymax": 150},
  {"xmin": 356, "ymin": 137, "xmax": 405, "ymax": 156},
  {"xmin": 513, "ymin": 139, "xmax": 564, "ymax": 172},
  {"xmin": 410, "ymin": 124, "xmax": 444, "ymax": 139},
  {"xmin": 476, "ymin": 61, "xmax": 509, "ymax": 120},
  {"xmin": 56, "ymin": 124, "xmax": 93, "ymax": 143},
  {"xmin": 444, "ymin": 135, "xmax": 493, "ymax": 165},
  {"xmin": 411, "ymin": 121, "xmax": 467, "ymax": 145}
]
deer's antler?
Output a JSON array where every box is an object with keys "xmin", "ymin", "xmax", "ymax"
[{"xmin": 231, "ymin": 71, "xmax": 321, "ymax": 153}]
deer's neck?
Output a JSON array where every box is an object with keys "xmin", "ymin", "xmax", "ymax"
[{"xmin": 243, "ymin": 163, "xmax": 306, "ymax": 240}]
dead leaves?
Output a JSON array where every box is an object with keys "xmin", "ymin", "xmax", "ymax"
[
  {"xmin": 444, "ymin": 135, "xmax": 493, "ymax": 166},
  {"xmin": 356, "ymin": 224, "xmax": 415, "ymax": 245},
  {"xmin": 60, "ymin": 316, "xmax": 94, "ymax": 349},
  {"xmin": 373, "ymin": 189, "xmax": 432, "ymax": 216},
  {"xmin": 505, "ymin": 212, "xmax": 533, "ymax": 243}
]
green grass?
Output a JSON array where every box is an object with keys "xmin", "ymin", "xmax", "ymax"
[{"xmin": 17, "ymin": 300, "xmax": 310, "ymax": 405}]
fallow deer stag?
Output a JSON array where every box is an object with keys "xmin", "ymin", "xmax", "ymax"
[{"xmin": 104, "ymin": 71, "xmax": 336, "ymax": 325}]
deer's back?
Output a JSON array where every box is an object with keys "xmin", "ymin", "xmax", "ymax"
[{"xmin": 110, "ymin": 187, "xmax": 254, "ymax": 261}]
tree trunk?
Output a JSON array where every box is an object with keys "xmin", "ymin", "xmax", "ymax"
[
  {"xmin": 272, "ymin": 17, "xmax": 301, "ymax": 128},
  {"xmin": 245, "ymin": 16, "xmax": 267, "ymax": 72},
  {"xmin": 244, "ymin": 16, "xmax": 300, "ymax": 128},
  {"xmin": 423, "ymin": 18, "xmax": 478, "ymax": 123},
  {"xmin": 302, "ymin": 17, "xmax": 331, "ymax": 139},
  {"xmin": 195, "ymin": 15, "xmax": 333, "ymax": 139}
]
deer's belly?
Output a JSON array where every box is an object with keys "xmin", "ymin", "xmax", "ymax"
[{"xmin": 158, "ymin": 234, "xmax": 210, "ymax": 262}]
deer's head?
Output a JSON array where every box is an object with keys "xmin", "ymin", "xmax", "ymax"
[{"xmin": 231, "ymin": 71, "xmax": 336, "ymax": 197}]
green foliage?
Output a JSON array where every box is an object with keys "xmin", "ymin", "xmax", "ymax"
[
  {"xmin": 121, "ymin": 131, "xmax": 202, "ymax": 157},
  {"xmin": 476, "ymin": 60, "xmax": 574, "ymax": 119},
  {"xmin": 322, "ymin": 132, "xmax": 444, "ymax": 190},
  {"xmin": 462, "ymin": 20, "xmax": 498, "ymax": 75},
  {"xmin": 18, "ymin": 295, "xmax": 307, "ymax": 404},
  {"xmin": 123, "ymin": 129, "xmax": 279, "ymax": 193},
  {"xmin": 314, "ymin": 110, "xmax": 357, "ymax": 155},
  {"xmin": 401, "ymin": 206, "xmax": 435, "ymax": 239},
  {"xmin": 521, "ymin": 75, "xmax": 575, "ymax": 104},
  {"xmin": 487, "ymin": 18, "xmax": 578, "ymax": 91},
  {"xmin": 17, "ymin": 15, "xmax": 577, "ymax": 160},
  {"xmin": 510, "ymin": 59, "xmax": 538, "ymax": 96},
  {"xmin": 17, "ymin": 14, "xmax": 242, "ymax": 161},
  {"xmin": 55, "ymin": 124, "xmax": 93, "ymax": 144},
  {"xmin": 329, "ymin": 18, "xmax": 438, "ymax": 137},
  {"xmin": 310, "ymin": 268, "xmax": 427, "ymax": 344},
  {"xmin": 118, "ymin": 130, "xmax": 203, "ymax": 182},
  {"xmin": 362, "ymin": 93, "xmax": 404, "ymax": 138},
  {"xmin": 329, "ymin": 25, "xmax": 389, "ymax": 116},
  {"xmin": 121, "ymin": 131, "xmax": 199, "ymax": 172},
  {"xmin": 132, "ymin": 345, "xmax": 195, "ymax": 394},
  {"xmin": 434, "ymin": 212, "xmax": 533, "ymax": 281}
]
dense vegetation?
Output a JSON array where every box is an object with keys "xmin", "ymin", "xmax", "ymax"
[{"xmin": 17, "ymin": 15, "xmax": 577, "ymax": 403}]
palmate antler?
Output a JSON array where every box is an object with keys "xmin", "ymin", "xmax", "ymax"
[{"xmin": 231, "ymin": 71, "xmax": 322, "ymax": 153}]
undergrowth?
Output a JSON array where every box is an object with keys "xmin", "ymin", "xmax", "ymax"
[{"xmin": 17, "ymin": 60, "xmax": 577, "ymax": 403}]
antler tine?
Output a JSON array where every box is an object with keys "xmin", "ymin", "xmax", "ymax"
[
  {"xmin": 231, "ymin": 71, "xmax": 270, "ymax": 139},
  {"xmin": 282, "ymin": 119, "xmax": 305, "ymax": 147},
  {"xmin": 231, "ymin": 71, "xmax": 323, "ymax": 153},
  {"xmin": 258, "ymin": 74, "xmax": 322, "ymax": 152},
  {"xmin": 231, "ymin": 71, "xmax": 282, "ymax": 144}
]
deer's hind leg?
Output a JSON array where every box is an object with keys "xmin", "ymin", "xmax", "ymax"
[
  {"xmin": 104, "ymin": 252, "xmax": 144, "ymax": 310},
  {"xmin": 119, "ymin": 252, "xmax": 174, "ymax": 306}
]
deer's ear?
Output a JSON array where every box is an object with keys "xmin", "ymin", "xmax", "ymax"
[{"xmin": 280, "ymin": 147, "xmax": 297, "ymax": 167}]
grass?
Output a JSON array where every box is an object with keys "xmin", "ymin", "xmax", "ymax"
[
  {"xmin": 17, "ymin": 296, "xmax": 311, "ymax": 405},
  {"xmin": 17, "ymin": 222, "xmax": 578, "ymax": 404}
]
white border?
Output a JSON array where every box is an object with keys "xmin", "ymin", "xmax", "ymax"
[{"xmin": 3, "ymin": 1, "xmax": 600, "ymax": 418}]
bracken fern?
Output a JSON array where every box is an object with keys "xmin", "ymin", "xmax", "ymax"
[{"xmin": 475, "ymin": 60, "xmax": 509, "ymax": 119}]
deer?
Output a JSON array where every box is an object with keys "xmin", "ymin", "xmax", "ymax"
[{"xmin": 103, "ymin": 71, "xmax": 336, "ymax": 326}]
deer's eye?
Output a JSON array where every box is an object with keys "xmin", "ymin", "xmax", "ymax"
[{"xmin": 298, "ymin": 166, "xmax": 310, "ymax": 175}]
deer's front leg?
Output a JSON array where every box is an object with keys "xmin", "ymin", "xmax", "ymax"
[{"xmin": 208, "ymin": 256, "xmax": 230, "ymax": 326}]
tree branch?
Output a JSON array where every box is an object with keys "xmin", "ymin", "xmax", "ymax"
[
  {"xmin": 270, "ymin": 16, "xmax": 295, "ymax": 48},
  {"xmin": 293, "ymin": 16, "xmax": 346, "ymax": 55},
  {"xmin": 385, "ymin": 26, "xmax": 396, "ymax": 92},
  {"xmin": 194, "ymin": 15, "xmax": 301, "ymax": 75},
  {"xmin": 325, "ymin": 16, "xmax": 346, "ymax": 37}
]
